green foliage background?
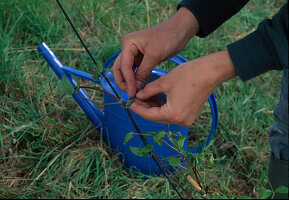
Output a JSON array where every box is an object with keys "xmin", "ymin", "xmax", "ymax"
[{"xmin": 0, "ymin": 0, "xmax": 284, "ymax": 198}]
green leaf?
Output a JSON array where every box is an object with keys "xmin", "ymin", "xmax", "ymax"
[
  {"xmin": 92, "ymin": 73, "xmax": 100, "ymax": 81},
  {"xmin": 125, "ymin": 97, "xmax": 136, "ymax": 109},
  {"xmin": 142, "ymin": 131, "xmax": 155, "ymax": 138},
  {"xmin": 165, "ymin": 157, "xmax": 181, "ymax": 167},
  {"xmin": 130, "ymin": 146, "xmax": 145, "ymax": 157},
  {"xmin": 153, "ymin": 130, "xmax": 165, "ymax": 146},
  {"xmin": 171, "ymin": 138, "xmax": 178, "ymax": 149},
  {"xmin": 60, "ymin": 76, "xmax": 74, "ymax": 96},
  {"xmin": 258, "ymin": 189, "xmax": 273, "ymax": 199},
  {"xmin": 177, "ymin": 135, "xmax": 186, "ymax": 150},
  {"xmin": 96, "ymin": 60, "xmax": 104, "ymax": 74},
  {"xmin": 130, "ymin": 144, "xmax": 154, "ymax": 157},
  {"xmin": 168, "ymin": 131, "xmax": 181, "ymax": 139},
  {"xmin": 142, "ymin": 144, "xmax": 154, "ymax": 154},
  {"xmin": 45, "ymin": 117, "xmax": 57, "ymax": 125},
  {"xmin": 72, "ymin": 75, "xmax": 80, "ymax": 93},
  {"xmin": 172, "ymin": 131, "xmax": 181, "ymax": 136},
  {"xmin": 208, "ymin": 153, "xmax": 214, "ymax": 167},
  {"xmin": 170, "ymin": 135, "xmax": 186, "ymax": 152},
  {"xmin": 76, "ymin": 84, "xmax": 80, "ymax": 93},
  {"xmin": 275, "ymin": 186, "xmax": 288, "ymax": 194},
  {"xmin": 64, "ymin": 124, "xmax": 78, "ymax": 131},
  {"xmin": 239, "ymin": 195, "xmax": 252, "ymax": 199},
  {"xmin": 124, "ymin": 131, "xmax": 134, "ymax": 144}
]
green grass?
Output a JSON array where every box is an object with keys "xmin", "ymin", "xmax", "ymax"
[{"xmin": 0, "ymin": 0, "xmax": 284, "ymax": 198}]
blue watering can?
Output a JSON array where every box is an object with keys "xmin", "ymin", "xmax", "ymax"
[{"xmin": 38, "ymin": 42, "xmax": 218, "ymax": 175}]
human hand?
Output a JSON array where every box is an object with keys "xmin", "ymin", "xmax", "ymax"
[
  {"xmin": 112, "ymin": 7, "xmax": 200, "ymax": 97},
  {"xmin": 129, "ymin": 50, "xmax": 237, "ymax": 126}
]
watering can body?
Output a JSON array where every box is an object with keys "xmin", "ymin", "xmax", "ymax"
[
  {"xmin": 101, "ymin": 69, "xmax": 189, "ymax": 175},
  {"xmin": 38, "ymin": 42, "xmax": 218, "ymax": 175}
]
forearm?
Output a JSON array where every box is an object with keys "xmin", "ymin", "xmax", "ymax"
[
  {"xmin": 195, "ymin": 50, "xmax": 237, "ymax": 87},
  {"xmin": 170, "ymin": 6, "xmax": 200, "ymax": 41}
]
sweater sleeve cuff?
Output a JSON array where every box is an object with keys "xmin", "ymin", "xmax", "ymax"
[
  {"xmin": 177, "ymin": 0, "xmax": 249, "ymax": 38},
  {"xmin": 227, "ymin": 27, "xmax": 282, "ymax": 81},
  {"xmin": 177, "ymin": 1, "xmax": 207, "ymax": 37}
]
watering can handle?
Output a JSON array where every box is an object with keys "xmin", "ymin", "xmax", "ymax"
[
  {"xmin": 38, "ymin": 42, "xmax": 104, "ymax": 128},
  {"xmin": 103, "ymin": 50, "xmax": 188, "ymax": 68},
  {"xmin": 103, "ymin": 50, "xmax": 218, "ymax": 154}
]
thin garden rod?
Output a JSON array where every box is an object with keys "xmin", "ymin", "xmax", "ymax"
[
  {"xmin": 55, "ymin": 0, "xmax": 189, "ymax": 198},
  {"xmin": 55, "ymin": 0, "xmax": 120, "ymax": 99}
]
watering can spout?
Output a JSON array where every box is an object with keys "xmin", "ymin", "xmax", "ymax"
[{"xmin": 38, "ymin": 42, "xmax": 105, "ymax": 130}]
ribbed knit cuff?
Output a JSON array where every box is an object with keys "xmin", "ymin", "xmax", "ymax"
[
  {"xmin": 227, "ymin": 25, "xmax": 282, "ymax": 81},
  {"xmin": 177, "ymin": 0, "xmax": 249, "ymax": 38},
  {"xmin": 177, "ymin": 0, "xmax": 207, "ymax": 37}
]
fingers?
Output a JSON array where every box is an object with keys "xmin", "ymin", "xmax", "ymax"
[
  {"xmin": 131, "ymin": 99, "xmax": 195, "ymax": 126},
  {"xmin": 112, "ymin": 55, "xmax": 127, "ymax": 92},
  {"xmin": 129, "ymin": 77, "xmax": 169, "ymax": 122},
  {"xmin": 112, "ymin": 30, "xmax": 163, "ymax": 98},
  {"xmin": 136, "ymin": 78, "xmax": 164, "ymax": 100},
  {"xmin": 133, "ymin": 98, "xmax": 151, "ymax": 108},
  {"xmin": 135, "ymin": 52, "xmax": 160, "ymax": 90},
  {"xmin": 112, "ymin": 42, "xmax": 139, "ymax": 97},
  {"xmin": 130, "ymin": 100, "xmax": 168, "ymax": 123},
  {"xmin": 134, "ymin": 96, "xmax": 164, "ymax": 108},
  {"xmin": 119, "ymin": 41, "xmax": 140, "ymax": 98}
]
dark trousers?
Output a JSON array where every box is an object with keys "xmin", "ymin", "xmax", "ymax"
[{"xmin": 268, "ymin": 69, "xmax": 288, "ymax": 199}]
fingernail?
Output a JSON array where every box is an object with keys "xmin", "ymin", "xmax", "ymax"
[
  {"xmin": 136, "ymin": 81, "xmax": 144, "ymax": 90},
  {"xmin": 128, "ymin": 89, "xmax": 135, "ymax": 99},
  {"xmin": 136, "ymin": 90, "xmax": 143, "ymax": 98}
]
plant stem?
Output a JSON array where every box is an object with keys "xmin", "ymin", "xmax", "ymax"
[{"xmin": 162, "ymin": 140, "xmax": 179, "ymax": 152}]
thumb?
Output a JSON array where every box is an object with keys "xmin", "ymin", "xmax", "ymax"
[
  {"xmin": 135, "ymin": 52, "xmax": 160, "ymax": 90},
  {"xmin": 136, "ymin": 78, "xmax": 163, "ymax": 100}
]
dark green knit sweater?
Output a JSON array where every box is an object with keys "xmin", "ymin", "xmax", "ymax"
[{"xmin": 177, "ymin": 0, "xmax": 288, "ymax": 81}]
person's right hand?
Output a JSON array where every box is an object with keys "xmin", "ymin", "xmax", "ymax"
[{"xmin": 112, "ymin": 7, "xmax": 200, "ymax": 98}]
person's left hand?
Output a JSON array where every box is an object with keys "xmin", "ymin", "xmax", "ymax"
[{"xmin": 129, "ymin": 50, "xmax": 237, "ymax": 126}]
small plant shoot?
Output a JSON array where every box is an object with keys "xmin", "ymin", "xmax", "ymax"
[
  {"xmin": 153, "ymin": 130, "xmax": 166, "ymax": 145},
  {"xmin": 124, "ymin": 130, "xmax": 187, "ymax": 169},
  {"xmin": 60, "ymin": 76, "xmax": 74, "ymax": 95}
]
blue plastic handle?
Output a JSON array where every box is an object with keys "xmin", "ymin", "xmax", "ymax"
[
  {"xmin": 38, "ymin": 42, "xmax": 104, "ymax": 129},
  {"xmin": 104, "ymin": 50, "xmax": 189, "ymax": 69}
]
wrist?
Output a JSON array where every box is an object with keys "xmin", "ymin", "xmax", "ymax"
[
  {"xmin": 171, "ymin": 6, "xmax": 200, "ymax": 39},
  {"xmin": 198, "ymin": 50, "xmax": 237, "ymax": 86},
  {"xmin": 210, "ymin": 50, "xmax": 237, "ymax": 85}
]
